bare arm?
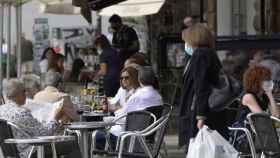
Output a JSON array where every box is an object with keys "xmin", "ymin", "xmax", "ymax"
[
  {"xmin": 95, "ymin": 63, "xmax": 107, "ymax": 79},
  {"xmin": 242, "ymin": 93, "xmax": 264, "ymax": 113}
]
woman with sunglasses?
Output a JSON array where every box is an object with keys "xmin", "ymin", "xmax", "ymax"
[
  {"xmin": 95, "ymin": 66, "xmax": 140, "ymax": 150},
  {"xmin": 107, "ymin": 66, "xmax": 140, "ymax": 113}
]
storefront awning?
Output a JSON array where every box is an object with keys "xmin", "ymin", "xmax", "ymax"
[
  {"xmin": 99, "ymin": 0, "xmax": 165, "ymax": 17},
  {"xmin": 38, "ymin": 0, "xmax": 92, "ymax": 23},
  {"xmin": 88, "ymin": 0, "xmax": 127, "ymax": 10}
]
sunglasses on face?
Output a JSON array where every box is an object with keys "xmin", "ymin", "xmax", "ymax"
[{"xmin": 120, "ymin": 76, "xmax": 130, "ymax": 80}]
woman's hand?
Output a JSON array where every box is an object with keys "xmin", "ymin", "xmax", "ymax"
[
  {"xmin": 265, "ymin": 89, "xmax": 273, "ymax": 98},
  {"xmin": 197, "ymin": 119, "xmax": 204, "ymax": 129}
]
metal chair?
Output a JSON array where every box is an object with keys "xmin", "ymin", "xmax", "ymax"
[
  {"xmin": 247, "ymin": 113, "xmax": 280, "ymax": 158},
  {"xmin": 0, "ymin": 119, "xmax": 75, "ymax": 158},
  {"xmin": 116, "ymin": 106, "xmax": 172, "ymax": 158},
  {"xmin": 90, "ymin": 110, "xmax": 156, "ymax": 157},
  {"xmin": 0, "ymin": 119, "xmax": 21, "ymax": 158},
  {"xmin": 228, "ymin": 126, "xmax": 257, "ymax": 158},
  {"xmin": 113, "ymin": 104, "xmax": 172, "ymax": 158},
  {"xmin": 0, "ymin": 119, "xmax": 45, "ymax": 158}
]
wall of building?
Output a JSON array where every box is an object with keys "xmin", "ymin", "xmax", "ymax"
[{"xmin": 3, "ymin": 1, "xmax": 94, "ymax": 52}]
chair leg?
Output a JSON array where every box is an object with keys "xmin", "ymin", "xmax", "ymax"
[
  {"xmin": 138, "ymin": 137, "xmax": 153, "ymax": 158},
  {"xmin": 118, "ymin": 136, "xmax": 126, "ymax": 158},
  {"xmin": 51, "ymin": 142, "xmax": 57, "ymax": 158},
  {"xmin": 91, "ymin": 130, "xmax": 98, "ymax": 158},
  {"xmin": 27, "ymin": 146, "xmax": 36, "ymax": 158},
  {"xmin": 161, "ymin": 140, "xmax": 168, "ymax": 158},
  {"xmin": 128, "ymin": 136, "xmax": 136, "ymax": 153}
]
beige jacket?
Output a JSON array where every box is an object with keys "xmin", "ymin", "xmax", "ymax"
[{"xmin": 34, "ymin": 86, "xmax": 79, "ymax": 121}]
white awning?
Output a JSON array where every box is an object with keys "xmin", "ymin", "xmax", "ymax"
[
  {"xmin": 38, "ymin": 0, "xmax": 81, "ymax": 14},
  {"xmin": 0, "ymin": 0, "xmax": 31, "ymax": 5},
  {"xmin": 99, "ymin": 0, "xmax": 165, "ymax": 17}
]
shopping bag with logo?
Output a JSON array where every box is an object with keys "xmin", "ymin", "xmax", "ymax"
[{"xmin": 186, "ymin": 126, "xmax": 238, "ymax": 158}]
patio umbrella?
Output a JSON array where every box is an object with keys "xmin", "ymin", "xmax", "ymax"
[
  {"xmin": 99, "ymin": 0, "xmax": 165, "ymax": 17},
  {"xmin": 39, "ymin": 0, "xmax": 92, "ymax": 23}
]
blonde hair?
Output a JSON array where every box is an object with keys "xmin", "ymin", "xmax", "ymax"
[{"xmin": 182, "ymin": 23, "xmax": 215, "ymax": 48}]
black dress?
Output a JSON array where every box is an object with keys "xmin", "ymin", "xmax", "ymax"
[
  {"xmin": 100, "ymin": 47, "xmax": 122, "ymax": 97},
  {"xmin": 178, "ymin": 48, "xmax": 229, "ymax": 151},
  {"xmin": 237, "ymin": 92, "xmax": 269, "ymax": 124}
]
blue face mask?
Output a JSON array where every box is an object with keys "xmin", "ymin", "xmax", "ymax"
[{"xmin": 184, "ymin": 43, "xmax": 194, "ymax": 56}]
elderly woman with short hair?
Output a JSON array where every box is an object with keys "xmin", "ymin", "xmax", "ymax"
[
  {"xmin": 0, "ymin": 79, "xmax": 60, "ymax": 158},
  {"xmin": 21, "ymin": 74, "xmax": 41, "ymax": 99}
]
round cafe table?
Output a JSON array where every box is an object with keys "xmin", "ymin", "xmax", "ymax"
[
  {"xmin": 66, "ymin": 121, "xmax": 115, "ymax": 158},
  {"xmin": 4, "ymin": 135, "xmax": 75, "ymax": 158},
  {"xmin": 82, "ymin": 111, "xmax": 110, "ymax": 122}
]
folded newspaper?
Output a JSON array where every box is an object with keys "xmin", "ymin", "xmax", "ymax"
[{"xmin": 24, "ymin": 98, "xmax": 64, "ymax": 123}]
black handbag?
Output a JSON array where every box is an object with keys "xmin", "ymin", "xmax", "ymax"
[
  {"xmin": 208, "ymin": 70, "xmax": 242, "ymax": 111},
  {"xmin": 185, "ymin": 59, "xmax": 242, "ymax": 112}
]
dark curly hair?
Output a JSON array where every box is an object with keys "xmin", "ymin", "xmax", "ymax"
[{"xmin": 243, "ymin": 65, "xmax": 271, "ymax": 93}]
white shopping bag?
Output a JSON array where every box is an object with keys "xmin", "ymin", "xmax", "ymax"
[{"xmin": 186, "ymin": 126, "xmax": 238, "ymax": 158}]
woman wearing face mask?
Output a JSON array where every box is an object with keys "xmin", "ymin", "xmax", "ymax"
[
  {"xmin": 241, "ymin": 65, "xmax": 279, "ymax": 118},
  {"xmin": 94, "ymin": 34, "xmax": 122, "ymax": 97},
  {"xmin": 178, "ymin": 23, "xmax": 229, "ymax": 153}
]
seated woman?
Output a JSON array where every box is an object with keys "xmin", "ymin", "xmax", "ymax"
[
  {"xmin": 241, "ymin": 65, "xmax": 279, "ymax": 118},
  {"xmin": 20, "ymin": 74, "xmax": 41, "ymax": 99},
  {"xmin": 230, "ymin": 65, "xmax": 280, "ymax": 152},
  {"xmin": 65, "ymin": 58, "xmax": 85, "ymax": 82},
  {"xmin": 95, "ymin": 66, "xmax": 140, "ymax": 149},
  {"xmin": 121, "ymin": 66, "xmax": 163, "ymax": 114},
  {"xmin": 108, "ymin": 66, "xmax": 140, "ymax": 112},
  {"xmin": 34, "ymin": 71, "xmax": 79, "ymax": 122},
  {"xmin": 0, "ymin": 79, "xmax": 82, "ymax": 158},
  {"xmin": 39, "ymin": 47, "xmax": 56, "ymax": 74},
  {"xmin": 0, "ymin": 79, "xmax": 60, "ymax": 158}
]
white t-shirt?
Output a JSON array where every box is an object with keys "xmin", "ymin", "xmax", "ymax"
[
  {"xmin": 108, "ymin": 87, "xmax": 136, "ymax": 108},
  {"xmin": 39, "ymin": 59, "xmax": 48, "ymax": 73},
  {"xmin": 123, "ymin": 86, "xmax": 163, "ymax": 114},
  {"xmin": 110, "ymin": 86, "xmax": 163, "ymax": 136}
]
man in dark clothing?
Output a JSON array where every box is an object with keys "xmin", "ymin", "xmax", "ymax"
[
  {"xmin": 21, "ymin": 34, "xmax": 34, "ymax": 63},
  {"xmin": 109, "ymin": 14, "xmax": 140, "ymax": 66},
  {"xmin": 21, "ymin": 34, "xmax": 34, "ymax": 74}
]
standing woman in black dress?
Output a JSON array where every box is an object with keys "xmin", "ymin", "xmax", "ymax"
[
  {"xmin": 94, "ymin": 35, "xmax": 122, "ymax": 97},
  {"xmin": 178, "ymin": 23, "xmax": 229, "ymax": 152}
]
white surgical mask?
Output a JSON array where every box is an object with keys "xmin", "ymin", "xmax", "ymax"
[
  {"xmin": 184, "ymin": 43, "xmax": 194, "ymax": 56},
  {"xmin": 262, "ymin": 80, "xmax": 274, "ymax": 91},
  {"xmin": 97, "ymin": 48, "xmax": 102, "ymax": 55}
]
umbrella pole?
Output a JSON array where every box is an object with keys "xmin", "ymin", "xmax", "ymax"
[
  {"xmin": 0, "ymin": 4, "xmax": 4, "ymax": 92},
  {"xmin": 6, "ymin": 4, "xmax": 11, "ymax": 79},
  {"xmin": 16, "ymin": 4, "xmax": 22, "ymax": 78}
]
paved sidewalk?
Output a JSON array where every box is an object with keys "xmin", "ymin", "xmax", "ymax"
[
  {"xmin": 162, "ymin": 135, "xmax": 185, "ymax": 158},
  {"xmin": 94, "ymin": 135, "xmax": 185, "ymax": 158}
]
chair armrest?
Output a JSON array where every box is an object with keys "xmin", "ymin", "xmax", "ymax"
[
  {"xmin": 112, "ymin": 114, "xmax": 127, "ymax": 122},
  {"xmin": 5, "ymin": 136, "xmax": 75, "ymax": 145},
  {"xmin": 228, "ymin": 127, "xmax": 257, "ymax": 158},
  {"xmin": 270, "ymin": 116, "xmax": 280, "ymax": 123}
]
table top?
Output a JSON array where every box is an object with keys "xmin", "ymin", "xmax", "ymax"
[
  {"xmin": 66, "ymin": 121, "xmax": 115, "ymax": 130},
  {"xmin": 4, "ymin": 135, "xmax": 75, "ymax": 145},
  {"xmin": 82, "ymin": 111, "xmax": 110, "ymax": 117}
]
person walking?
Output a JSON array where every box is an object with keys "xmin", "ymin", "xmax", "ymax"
[{"xmin": 178, "ymin": 23, "xmax": 229, "ymax": 153}]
